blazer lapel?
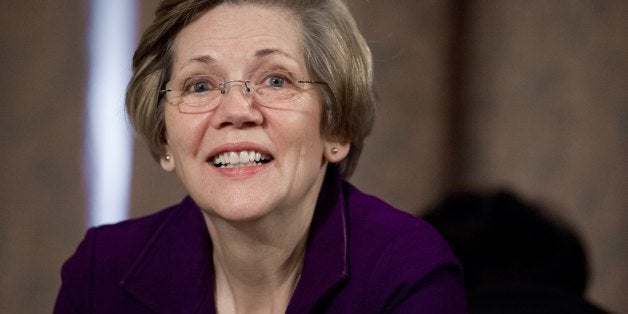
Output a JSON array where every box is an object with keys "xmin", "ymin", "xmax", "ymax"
[
  {"xmin": 287, "ymin": 168, "xmax": 350, "ymax": 312},
  {"xmin": 120, "ymin": 197, "xmax": 216, "ymax": 313}
]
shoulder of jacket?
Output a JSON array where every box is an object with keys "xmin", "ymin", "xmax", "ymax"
[{"xmin": 86, "ymin": 199, "xmax": 189, "ymax": 265}]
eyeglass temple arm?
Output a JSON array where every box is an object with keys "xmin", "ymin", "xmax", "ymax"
[{"xmin": 298, "ymin": 80, "xmax": 327, "ymax": 85}]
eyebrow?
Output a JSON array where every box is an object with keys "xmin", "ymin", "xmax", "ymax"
[
  {"xmin": 187, "ymin": 55, "xmax": 216, "ymax": 65},
  {"xmin": 254, "ymin": 48, "xmax": 294, "ymax": 60}
]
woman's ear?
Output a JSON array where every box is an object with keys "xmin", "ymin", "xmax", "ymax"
[
  {"xmin": 160, "ymin": 146, "xmax": 175, "ymax": 172},
  {"xmin": 323, "ymin": 141, "xmax": 350, "ymax": 163}
]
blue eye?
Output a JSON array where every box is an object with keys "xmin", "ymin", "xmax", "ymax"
[
  {"xmin": 182, "ymin": 76, "xmax": 218, "ymax": 95},
  {"xmin": 268, "ymin": 76, "xmax": 286, "ymax": 88},
  {"xmin": 192, "ymin": 82, "xmax": 210, "ymax": 93}
]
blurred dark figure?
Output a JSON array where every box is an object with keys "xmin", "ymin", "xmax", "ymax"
[{"xmin": 423, "ymin": 189, "xmax": 608, "ymax": 314}]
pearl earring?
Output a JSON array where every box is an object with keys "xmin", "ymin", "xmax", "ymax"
[
  {"xmin": 331, "ymin": 147, "xmax": 339, "ymax": 155},
  {"xmin": 165, "ymin": 155, "xmax": 171, "ymax": 161}
]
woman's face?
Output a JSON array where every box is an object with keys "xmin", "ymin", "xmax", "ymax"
[{"xmin": 162, "ymin": 4, "xmax": 348, "ymax": 221}]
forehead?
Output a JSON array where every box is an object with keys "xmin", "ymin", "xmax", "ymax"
[{"xmin": 172, "ymin": 4, "xmax": 304, "ymax": 72}]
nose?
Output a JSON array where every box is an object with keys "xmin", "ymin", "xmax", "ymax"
[{"xmin": 210, "ymin": 80, "xmax": 263, "ymax": 129}]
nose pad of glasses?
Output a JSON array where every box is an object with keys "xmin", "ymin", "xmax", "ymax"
[{"xmin": 220, "ymin": 80, "xmax": 251, "ymax": 95}]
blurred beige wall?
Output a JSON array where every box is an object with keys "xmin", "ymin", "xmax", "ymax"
[
  {"xmin": 457, "ymin": 2, "xmax": 628, "ymax": 310},
  {"xmin": 1, "ymin": 0, "xmax": 626, "ymax": 312},
  {"xmin": 1, "ymin": 2, "xmax": 87, "ymax": 313}
]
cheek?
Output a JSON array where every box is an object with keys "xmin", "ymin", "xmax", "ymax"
[
  {"xmin": 283, "ymin": 110, "xmax": 326, "ymax": 154},
  {"xmin": 164, "ymin": 109, "xmax": 208, "ymax": 155}
]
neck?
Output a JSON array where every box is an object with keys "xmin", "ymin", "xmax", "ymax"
[{"xmin": 203, "ymin": 204, "xmax": 315, "ymax": 313}]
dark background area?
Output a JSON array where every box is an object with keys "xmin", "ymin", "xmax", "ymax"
[{"xmin": 1, "ymin": 0, "xmax": 626, "ymax": 312}]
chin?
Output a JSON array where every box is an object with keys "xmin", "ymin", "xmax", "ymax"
[{"xmin": 198, "ymin": 198, "xmax": 276, "ymax": 223}]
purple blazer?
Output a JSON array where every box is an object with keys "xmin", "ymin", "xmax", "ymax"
[{"xmin": 55, "ymin": 169, "xmax": 466, "ymax": 313}]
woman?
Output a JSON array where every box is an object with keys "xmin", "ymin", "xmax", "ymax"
[{"xmin": 55, "ymin": 0, "xmax": 466, "ymax": 313}]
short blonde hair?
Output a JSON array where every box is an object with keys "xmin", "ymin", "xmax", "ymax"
[{"xmin": 126, "ymin": 0, "xmax": 375, "ymax": 177}]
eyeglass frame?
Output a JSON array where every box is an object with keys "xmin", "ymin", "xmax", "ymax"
[{"xmin": 158, "ymin": 71, "xmax": 327, "ymax": 113}]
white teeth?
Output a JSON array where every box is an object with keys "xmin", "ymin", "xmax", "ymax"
[
  {"xmin": 239, "ymin": 151, "xmax": 248, "ymax": 163},
  {"xmin": 229, "ymin": 152, "xmax": 239, "ymax": 164},
  {"xmin": 212, "ymin": 150, "xmax": 271, "ymax": 168}
]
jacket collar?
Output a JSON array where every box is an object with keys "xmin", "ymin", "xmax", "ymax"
[
  {"xmin": 120, "ymin": 168, "xmax": 349, "ymax": 313},
  {"xmin": 287, "ymin": 167, "xmax": 350, "ymax": 312}
]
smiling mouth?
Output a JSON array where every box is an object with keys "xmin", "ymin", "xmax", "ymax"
[{"xmin": 211, "ymin": 150, "xmax": 273, "ymax": 168}]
